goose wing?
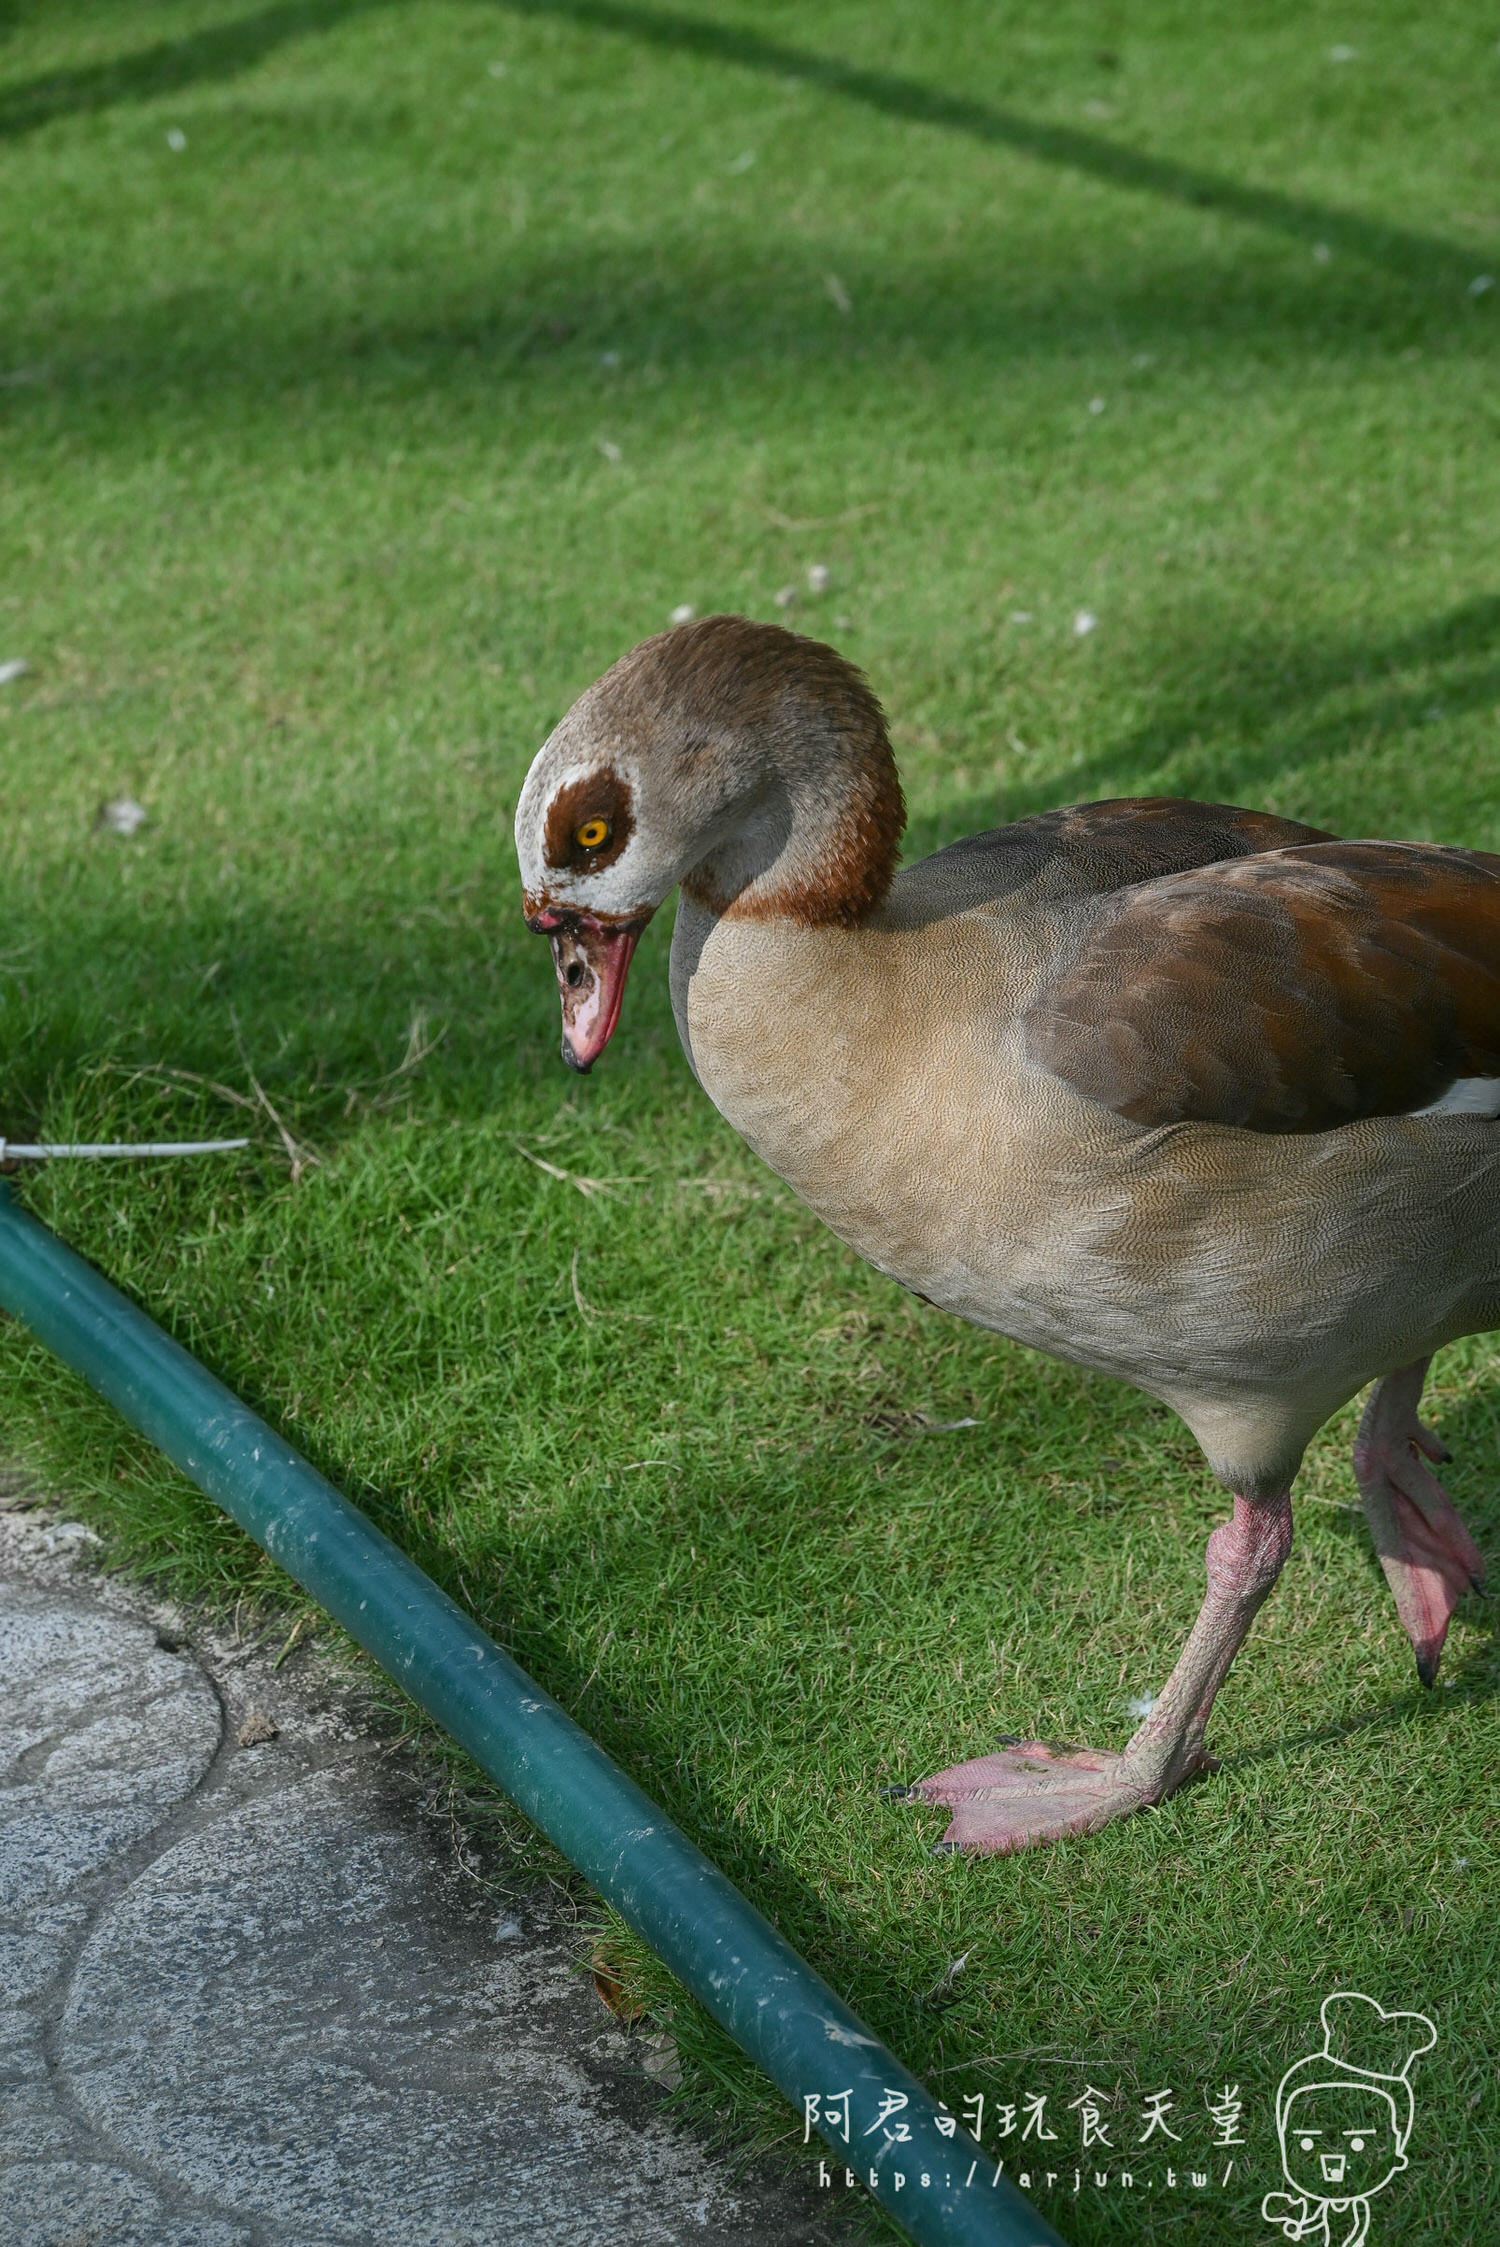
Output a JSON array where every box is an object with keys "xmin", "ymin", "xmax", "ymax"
[
  {"xmin": 1024, "ymin": 840, "xmax": 1500, "ymax": 1133},
  {"xmin": 910, "ymin": 795, "xmax": 1335, "ymax": 914}
]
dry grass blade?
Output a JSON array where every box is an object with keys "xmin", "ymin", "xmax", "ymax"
[
  {"xmin": 97, "ymin": 1061, "xmax": 258, "ymax": 1112},
  {"xmin": 865, "ymin": 1407, "xmax": 984, "ymax": 1437},
  {"xmin": 229, "ymin": 1012, "xmax": 319, "ymax": 1180},
  {"xmin": 245, "ymin": 1068, "xmax": 318, "ymax": 1182},
  {"xmin": 516, "ymin": 1143, "xmax": 644, "ymax": 1199},
  {"xmin": 270, "ymin": 1614, "xmax": 309, "ymax": 1670},
  {"xmin": 107, "ymin": 1052, "xmax": 316, "ymax": 1178},
  {"xmin": 342, "ymin": 1008, "xmax": 447, "ymax": 1115},
  {"xmin": 758, "ymin": 501, "xmax": 883, "ymax": 532}
]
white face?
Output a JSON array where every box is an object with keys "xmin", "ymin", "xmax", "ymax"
[
  {"xmin": 514, "ymin": 714, "xmax": 689, "ymax": 1071},
  {"xmin": 515, "ymin": 720, "xmax": 684, "ymax": 925}
]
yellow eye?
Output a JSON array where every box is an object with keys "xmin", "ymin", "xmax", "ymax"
[{"xmin": 574, "ymin": 817, "xmax": 611, "ymax": 850}]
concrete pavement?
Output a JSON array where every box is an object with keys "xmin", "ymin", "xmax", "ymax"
[{"xmin": 0, "ymin": 1498, "xmax": 840, "ymax": 2247}]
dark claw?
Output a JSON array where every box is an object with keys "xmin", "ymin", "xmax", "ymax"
[
  {"xmin": 880, "ymin": 1783, "xmax": 914, "ymax": 1801},
  {"xmin": 994, "ymin": 1732, "xmax": 1022, "ymax": 1746},
  {"xmin": 929, "ymin": 1841, "xmax": 963, "ymax": 1856}
]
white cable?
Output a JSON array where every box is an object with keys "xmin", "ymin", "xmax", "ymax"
[{"xmin": 0, "ymin": 1140, "xmax": 251, "ymax": 1160}]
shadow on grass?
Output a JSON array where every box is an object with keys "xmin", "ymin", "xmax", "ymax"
[
  {"xmin": 31, "ymin": 1340, "xmax": 933, "ymax": 2043},
  {"xmin": 498, "ymin": 0, "xmax": 1483, "ymax": 294},
  {"xmin": 6, "ymin": 245, "xmax": 1481, "ymax": 443},
  {"xmin": 0, "ymin": 886, "xmax": 573, "ymax": 1134},
  {"xmin": 4, "ymin": 8, "xmax": 1492, "ymax": 429},
  {"xmin": 1216, "ymin": 1665, "xmax": 1493, "ymax": 1780},
  {"xmin": 4, "ymin": 593, "xmax": 1500, "ymax": 1145},
  {"xmin": 0, "ymin": 0, "xmax": 385, "ymax": 138},
  {"xmin": 1215, "ymin": 1369, "xmax": 1500, "ymax": 1780},
  {"xmin": 904, "ymin": 590, "xmax": 1500, "ymax": 860},
  {"xmin": 1, "ymin": 0, "xmax": 1485, "ymax": 303}
]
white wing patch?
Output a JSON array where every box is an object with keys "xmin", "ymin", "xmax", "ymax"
[{"xmin": 1413, "ymin": 1076, "xmax": 1500, "ymax": 1118}]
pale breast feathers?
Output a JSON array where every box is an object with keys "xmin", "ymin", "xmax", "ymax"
[{"xmin": 1023, "ymin": 841, "xmax": 1500, "ymax": 1132}]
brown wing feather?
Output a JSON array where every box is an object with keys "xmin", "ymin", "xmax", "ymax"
[
  {"xmin": 1037, "ymin": 796, "xmax": 1338, "ymax": 890},
  {"xmin": 915, "ymin": 796, "xmax": 1337, "ymax": 913},
  {"xmin": 1026, "ymin": 841, "xmax": 1500, "ymax": 1132}
]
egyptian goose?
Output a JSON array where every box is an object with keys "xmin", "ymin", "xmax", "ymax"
[{"xmin": 515, "ymin": 615, "xmax": 1490, "ymax": 1855}]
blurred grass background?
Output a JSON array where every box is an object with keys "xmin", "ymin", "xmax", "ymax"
[{"xmin": 1, "ymin": 3, "xmax": 1497, "ymax": 2238}]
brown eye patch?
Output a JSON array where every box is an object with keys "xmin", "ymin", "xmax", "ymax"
[{"xmin": 543, "ymin": 767, "xmax": 634, "ymax": 874}]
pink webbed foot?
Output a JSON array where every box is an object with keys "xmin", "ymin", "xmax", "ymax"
[
  {"xmin": 893, "ymin": 1737, "xmax": 1173, "ymax": 1857},
  {"xmin": 892, "ymin": 1492, "xmax": 1294, "ymax": 1856},
  {"xmin": 1354, "ymin": 1363, "xmax": 1486, "ymax": 1687}
]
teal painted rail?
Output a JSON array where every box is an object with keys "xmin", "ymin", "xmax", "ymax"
[{"xmin": 0, "ymin": 1183, "xmax": 1064, "ymax": 2247}]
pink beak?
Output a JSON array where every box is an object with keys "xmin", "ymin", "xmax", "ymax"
[{"xmin": 528, "ymin": 909, "xmax": 649, "ymax": 1072}]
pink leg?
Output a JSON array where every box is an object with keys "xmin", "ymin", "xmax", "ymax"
[
  {"xmin": 1353, "ymin": 1358, "xmax": 1485, "ymax": 1687},
  {"xmin": 900, "ymin": 1492, "xmax": 1293, "ymax": 1856}
]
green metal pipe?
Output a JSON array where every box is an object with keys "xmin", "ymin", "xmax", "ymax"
[{"xmin": 0, "ymin": 1183, "xmax": 1064, "ymax": 2247}]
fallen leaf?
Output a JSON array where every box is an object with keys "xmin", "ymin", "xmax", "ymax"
[{"xmin": 591, "ymin": 1941, "xmax": 649, "ymax": 2023}]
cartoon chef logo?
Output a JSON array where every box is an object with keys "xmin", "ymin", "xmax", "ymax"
[{"xmin": 1261, "ymin": 1992, "xmax": 1436, "ymax": 2247}]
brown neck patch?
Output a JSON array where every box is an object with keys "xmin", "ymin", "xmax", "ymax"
[
  {"xmin": 543, "ymin": 766, "xmax": 635, "ymax": 876},
  {"xmin": 685, "ymin": 748, "xmax": 906, "ymax": 927},
  {"xmin": 654, "ymin": 617, "xmax": 906, "ymax": 927}
]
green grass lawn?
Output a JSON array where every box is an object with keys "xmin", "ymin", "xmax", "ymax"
[{"xmin": 3, "ymin": 3, "xmax": 1498, "ymax": 2238}]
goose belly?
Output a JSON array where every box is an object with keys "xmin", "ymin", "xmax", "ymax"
[
  {"xmin": 670, "ymin": 902, "xmax": 1500, "ymax": 1411},
  {"xmin": 676, "ymin": 919, "xmax": 1165, "ymax": 1373}
]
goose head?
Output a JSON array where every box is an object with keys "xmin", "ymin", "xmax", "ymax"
[{"xmin": 515, "ymin": 614, "xmax": 904, "ymax": 1070}]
